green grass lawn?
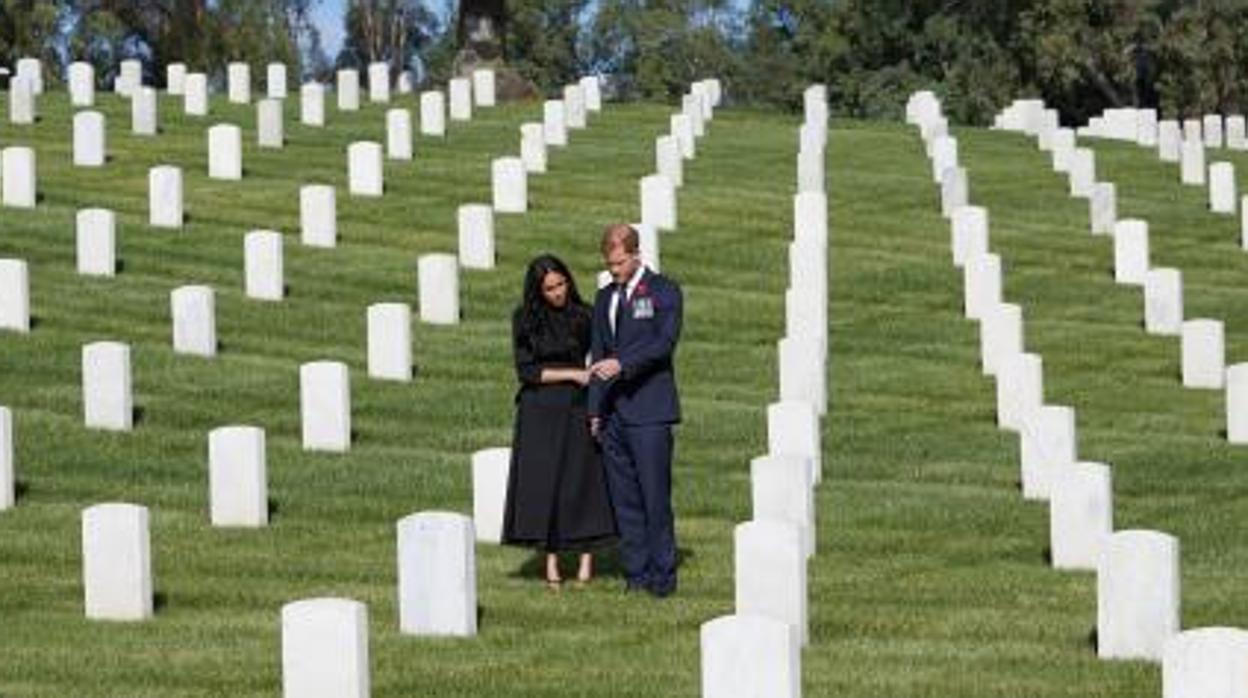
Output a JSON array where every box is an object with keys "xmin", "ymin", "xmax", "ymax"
[{"xmin": 0, "ymin": 87, "xmax": 1245, "ymax": 697}]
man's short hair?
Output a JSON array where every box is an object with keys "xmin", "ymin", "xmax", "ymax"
[{"xmin": 601, "ymin": 223, "xmax": 639, "ymax": 255}]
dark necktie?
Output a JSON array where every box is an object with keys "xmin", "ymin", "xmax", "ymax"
[{"xmin": 614, "ymin": 283, "xmax": 627, "ymax": 336}]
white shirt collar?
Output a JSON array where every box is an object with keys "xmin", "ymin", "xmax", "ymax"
[{"xmin": 622, "ymin": 264, "xmax": 646, "ymax": 298}]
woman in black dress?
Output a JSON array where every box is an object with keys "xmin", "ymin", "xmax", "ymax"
[{"xmin": 503, "ymin": 254, "xmax": 616, "ymax": 588}]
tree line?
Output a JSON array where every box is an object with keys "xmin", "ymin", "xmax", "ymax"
[{"xmin": 5, "ymin": 0, "xmax": 1248, "ymax": 123}]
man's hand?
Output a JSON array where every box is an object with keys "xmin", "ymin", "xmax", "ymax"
[
  {"xmin": 591, "ymin": 358, "xmax": 622, "ymax": 380},
  {"xmin": 589, "ymin": 416, "xmax": 601, "ymax": 438}
]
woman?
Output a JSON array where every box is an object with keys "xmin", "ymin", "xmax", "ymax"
[{"xmin": 503, "ymin": 254, "xmax": 617, "ymax": 589}]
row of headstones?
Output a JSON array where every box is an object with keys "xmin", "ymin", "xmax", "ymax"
[
  {"xmin": 917, "ymin": 90, "xmax": 1248, "ymax": 697},
  {"xmin": 78, "ymin": 503, "xmax": 477, "ymax": 640},
  {"xmin": 20, "ymin": 53, "xmax": 494, "ymax": 110},
  {"xmin": 994, "ymin": 101, "xmax": 1248, "ymax": 439},
  {"xmin": 696, "ymin": 83, "xmax": 830, "ymax": 698}
]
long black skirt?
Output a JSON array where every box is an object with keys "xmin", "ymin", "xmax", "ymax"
[{"xmin": 502, "ymin": 384, "xmax": 617, "ymax": 551}]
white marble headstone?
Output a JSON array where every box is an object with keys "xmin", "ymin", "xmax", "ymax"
[
  {"xmin": 184, "ymin": 73, "xmax": 208, "ymax": 116},
  {"xmin": 208, "ymin": 425, "xmax": 268, "ymax": 527},
  {"xmin": 300, "ymin": 185, "xmax": 336, "ymax": 248},
  {"xmin": 735, "ymin": 520, "xmax": 807, "ymax": 645},
  {"xmin": 81, "ymin": 503, "xmax": 152, "ymax": 620},
  {"xmin": 1204, "ymin": 114, "xmax": 1224, "ymax": 148},
  {"xmin": 1090, "ymin": 182, "xmax": 1116, "ymax": 235},
  {"xmin": 1097, "ymin": 529, "xmax": 1179, "ymax": 662},
  {"xmin": 564, "ymin": 84, "xmax": 587, "ymax": 129},
  {"xmin": 347, "ymin": 141, "xmax": 383, "ymax": 197},
  {"xmin": 457, "ymin": 204, "xmax": 495, "ymax": 269},
  {"xmin": 166, "ymin": 63, "xmax": 187, "ymax": 95},
  {"xmin": 244, "ymin": 231, "xmax": 284, "ymax": 301},
  {"xmin": 82, "ymin": 341, "xmax": 131, "ymax": 431},
  {"xmin": 640, "ymin": 174, "xmax": 676, "ymax": 232},
  {"xmin": 2, "ymin": 147, "xmax": 36, "ymax": 208},
  {"xmin": 472, "ymin": 69, "xmax": 496, "ymax": 107},
  {"xmin": 8, "ymin": 76, "xmax": 34, "ymax": 125},
  {"xmin": 448, "ymin": 78, "xmax": 472, "ymax": 121},
  {"xmin": 980, "ymin": 302, "xmax": 1023, "ymax": 377},
  {"xmin": 420, "ymin": 91, "xmax": 446, "ymax": 137},
  {"xmin": 367, "ymin": 62, "xmax": 389, "ymax": 103},
  {"xmin": 778, "ymin": 335, "xmax": 826, "ymax": 418},
  {"xmin": 951, "ymin": 206, "xmax": 988, "ymax": 268},
  {"xmin": 418, "ymin": 254, "xmax": 459, "ymax": 325},
  {"xmin": 1113, "ymin": 219, "xmax": 1150, "ymax": 286},
  {"xmin": 580, "ymin": 75, "xmax": 602, "ymax": 111},
  {"xmin": 1228, "ymin": 115, "xmax": 1248, "ymax": 150},
  {"xmin": 671, "ymin": 113, "xmax": 695, "ymax": 159},
  {"xmin": 76, "ymin": 208, "xmax": 116, "ymax": 277},
  {"xmin": 0, "ymin": 259, "xmax": 29, "ymax": 332},
  {"xmin": 750, "ymin": 454, "xmax": 815, "ymax": 557},
  {"xmin": 257, "ymin": 99, "xmax": 283, "ymax": 149},
  {"xmin": 207, "ymin": 124, "xmax": 242, "ymax": 180},
  {"xmin": 336, "ymin": 69, "xmax": 360, "ymax": 111},
  {"xmin": 1020, "ymin": 404, "xmax": 1076, "ymax": 500},
  {"xmin": 227, "ymin": 62, "xmax": 250, "ymax": 103},
  {"xmin": 131, "ymin": 87, "xmax": 157, "ymax": 136},
  {"xmin": 471, "ymin": 448, "xmax": 510, "ymax": 543},
  {"xmin": 1210, "ymin": 161, "xmax": 1237, "ymax": 214},
  {"xmin": 543, "ymin": 100, "xmax": 568, "ymax": 147},
  {"xmin": 491, "ymin": 157, "xmax": 527, "ymax": 213},
  {"xmin": 1068, "ymin": 148, "xmax": 1095, "ymax": 197},
  {"xmin": 171, "ymin": 285, "xmax": 216, "ymax": 357},
  {"xmin": 0, "ymin": 407, "xmax": 11, "ymax": 510},
  {"xmin": 1182, "ymin": 319, "xmax": 1224, "ymax": 389},
  {"xmin": 69, "ymin": 61, "xmax": 94, "ymax": 106},
  {"xmin": 1051, "ymin": 129, "xmax": 1076, "ymax": 172},
  {"xmin": 963, "ymin": 252, "xmax": 1001, "ymax": 321},
  {"xmin": 520, "ymin": 123, "xmax": 546, "ymax": 173},
  {"xmin": 266, "ymin": 63, "xmax": 287, "ymax": 99},
  {"xmin": 300, "ymin": 361, "xmax": 351, "ymax": 452},
  {"xmin": 940, "ymin": 167, "xmax": 967, "ymax": 219},
  {"xmin": 794, "ymin": 192, "xmax": 828, "ymax": 249},
  {"xmin": 281, "ymin": 598, "xmax": 370, "ymax": 698},
  {"xmin": 1144, "ymin": 268, "xmax": 1183, "ymax": 336},
  {"xmin": 1050, "ymin": 460, "xmax": 1112, "ymax": 570},
  {"xmin": 386, "ymin": 109, "xmax": 413, "ymax": 160},
  {"xmin": 767, "ymin": 400, "xmax": 821, "ymax": 485},
  {"xmin": 1158, "ymin": 120, "xmax": 1181, "ymax": 162},
  {"xmin": 397, "ymin": 511, "xmax": 476, "ymax": 636},
  {"xmin": 656, "ymin": 135, "xmax": 683, "ymax": 188},
  {"xmin": 148, "ymin": 166, "xmax": 183, "ymax": 228},
  {"xmin": 1162, "ymin": 627, "xmax": 1248, "ymax": 698},
  {"xmin": 367, "ymin": 303, "xmax": 411, "ymax": 382},
  {"xmin": 1226, "ymin": 363, "xmax": 1248, "ymax": 444},
  {"xmin": 1181, "ymin": 138, "xmax": 1206, "ymax": 185},
  {"xmin": 997, "ymin": 352, "xmax": 1043, "ymax": 431},
  {"xmin": 301, "ymin": 82, "xmax": 325, "ymax": 126},
  {"xmin": 701, "ymin": 614, "xmax": 800, "ymax": 698}
]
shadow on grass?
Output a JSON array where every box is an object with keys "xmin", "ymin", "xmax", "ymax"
[
  {"xmin": 15, "ymin": 479, "xmax": 29, "ymax": 502},
  {"xmin": 507, "ymin": 546, "xmax": 695, "ymax": 583}
]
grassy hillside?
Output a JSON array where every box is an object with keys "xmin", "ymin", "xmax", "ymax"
[{"xmin": 0, "ymin": 88, "xmax": 1244, "ymax": 697}]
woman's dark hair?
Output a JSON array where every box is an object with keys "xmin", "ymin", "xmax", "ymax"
[{"xmin": 517, "ymin": 254, "xmax": 587, "ymax": 337}]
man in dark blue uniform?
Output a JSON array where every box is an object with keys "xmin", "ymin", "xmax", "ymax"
[{"xmin": 588, "ymin": 223, "xmax": 683, "ymax": 597}]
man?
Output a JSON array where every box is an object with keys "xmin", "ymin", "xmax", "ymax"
[{"xmin": 588, "ymin": 223, "xmax": 683, "ymax": 597}]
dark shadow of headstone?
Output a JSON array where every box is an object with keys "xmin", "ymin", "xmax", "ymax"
[
  {"xmin": 1087, "ymin": 627, "xmax": 1099, "ymax": 653},
  {"xmin": 153, "ymin": 591, "xmax": 168, "ymax": 612},
  {"xmin": 1041, "ymin": 546, "xmax": 1053, "ymax": 565},
  {"xmin": 132, "ymin": 406, "xmax": 146, "ymax": 425},
  {"xmin": 14, "ymin": 479, "xmax": 29, "ymax": 502},
  {"xmin": 267, "ymin": 497, "xmax": 280, "ymax": 520}
]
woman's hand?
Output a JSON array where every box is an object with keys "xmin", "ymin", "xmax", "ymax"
[{"xmin": 571, "ymin": 368, "xmax": 591, "ymax": 386}]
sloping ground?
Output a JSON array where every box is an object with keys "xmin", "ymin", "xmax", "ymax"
[{"xmin": 0, "ymin": 92, "xmax": 1241, "ymax": 697}]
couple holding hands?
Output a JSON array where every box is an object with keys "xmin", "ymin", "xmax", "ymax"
[{"xmin": 502, "ymin": 223, "xmax": 683, "ymax": 598}]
